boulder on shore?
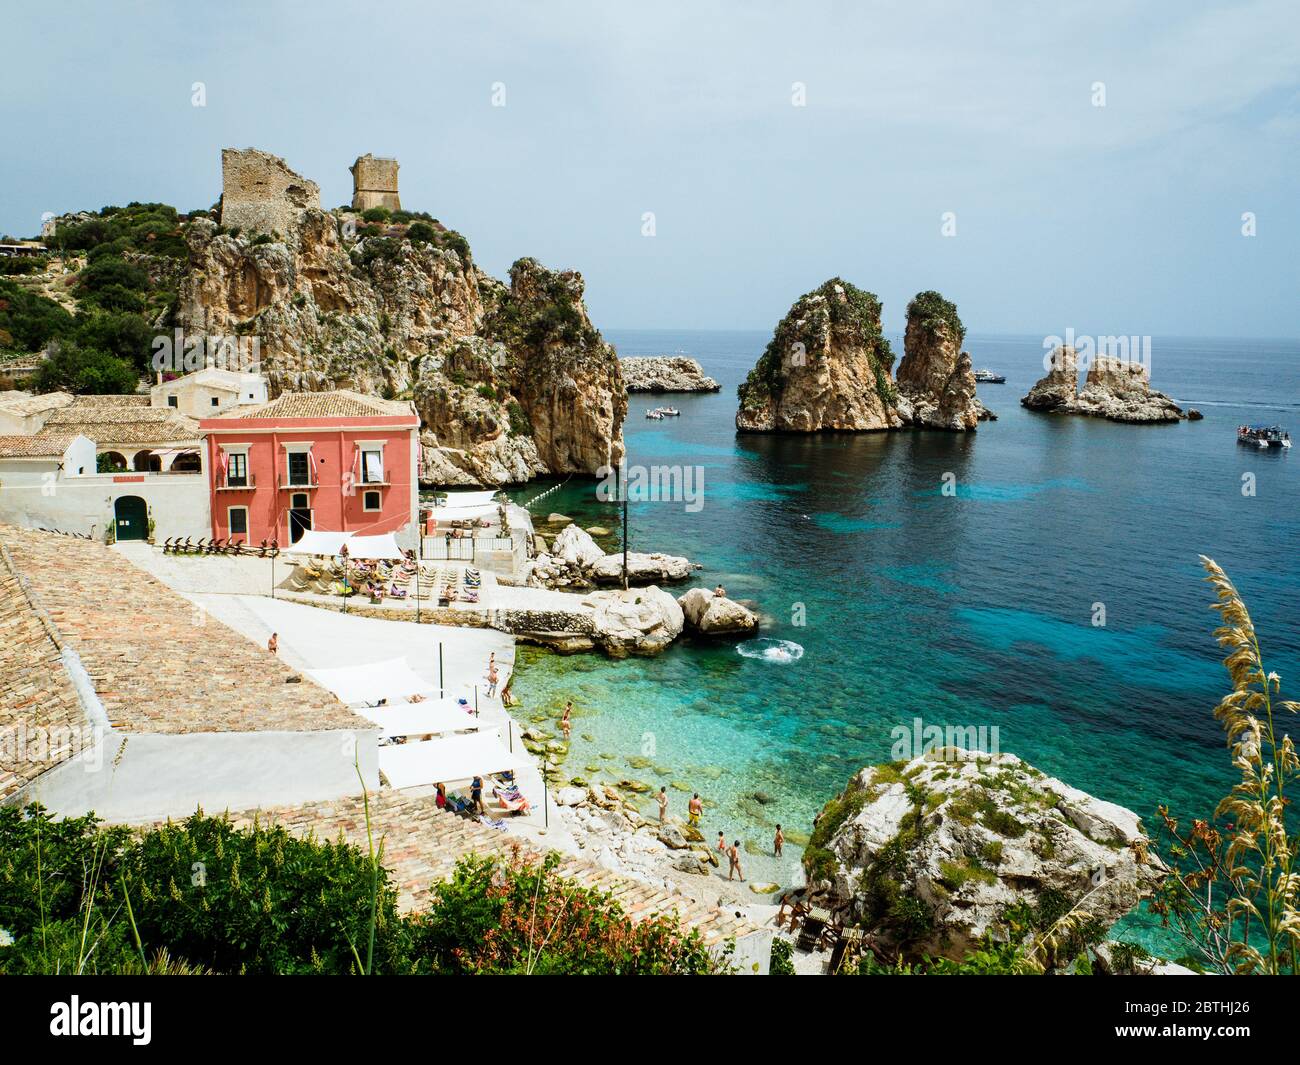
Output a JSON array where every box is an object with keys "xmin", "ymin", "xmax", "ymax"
[
  {"xmin": 585, "ymin": 585, "xmax": 684, "ymax": 657},
  {"xmin": 590, "ymin": 551, "xmax": 693, "ymax": 585},
  {"xmin": 806, "ymin": 750, "xmax": 1165, "ymax": 963},
  {"xmin": 678, "ymin": 587, "xmax": 759, "ymax": 638}
]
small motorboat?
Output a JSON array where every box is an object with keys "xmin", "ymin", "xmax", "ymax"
[
  {"xmin": 973, "ymin": 369, "xmax": 1006, "ymax": 383},
  {"xmin": 1237, "ymin": 425, "xmax": 1292, "ymax": 449},
  {"xmin": 645, "ymin": 406, "xmax": 679, "ymax": 419},
  {"xmin": 645, "ymin": 409, "xmax": 664, "ymax": 420}
]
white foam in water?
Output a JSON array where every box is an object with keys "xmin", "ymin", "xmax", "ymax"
[{"xmin": 736, "ymin": 638, "xmax": 804, "ymax": 663}]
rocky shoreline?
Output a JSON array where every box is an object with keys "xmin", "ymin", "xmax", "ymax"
[
  {"xmin": 621, "ymin": 355, "xmax": 720, "ymax": 393},
  {"xmin": 1022, "ymin": 346, "xmax": 1193, "ymax": 423}
]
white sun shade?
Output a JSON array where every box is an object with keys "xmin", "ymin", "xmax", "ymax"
[
  {"xmin": 378, "ymin": 731, "xmax": 529, "ymax": 789},
  {"xmin": 434, "ymin": 490, "xmax": 500, "ymax": 509},
  {"xmin": 354, "ymin": 699, "xmax": 482, "ymax": 737},
  {"xmin": 347, "ymin": 532, "xmax": 405, "ymax": 560},
  {"xmin": 282, "ymin": 530, "xmax": 352, "ymax": 557},
  {"xmin": 305, "ymin": 658, "xmax": 436, "ymax": 706}
]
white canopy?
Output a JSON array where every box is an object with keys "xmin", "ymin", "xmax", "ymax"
[
  {"xmin": 434, "ymin": 490, "xmax": 499, "ymax": 509},
  {"xmin": 305, "ymin": 658, "xmax": 436, "ymax": 706},
  {"xmin": 347, "ymin": 532, "xmax": 404, "ymax": 560},
  {"xmin": 283, "ymin": 530, "xmax": 352, "ymax": 557},
  {"xmin": 378, "ymin": 731, "xmax": 528, "ymax": 789},
  {"xmin": 428, "ymin": 505, "xmax": 496, "ymax": 523},
  {"xmin": 354, "ymin": 699, "xmax": 481, "ymax": 737}
]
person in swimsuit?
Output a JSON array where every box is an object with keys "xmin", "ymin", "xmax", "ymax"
[
  {"xmin": 435, "ymin": 782, "xmax": 447, "ymax": 809},
  {"xmin": 728, "ymin": 840, "xmax": 744, "ymax": 882},
  {"xmin": 774, "ymin": 824, "xmax": 784, "ymax": 857},
  {"xmin": 561, "ymin": 701, "xmax": 573, "ymax": 741},
  {"xmin": 267, "ymin": 632, "xmax": 278, "ymax": 654},
  {"xmin": 716, "ymin": 831, "xmax": 727, "ymax": 859},
  {"xmin": 656, "ymin": 787, "xmax": 668, "ymax": 823},
  {"xmin": 471, "ymin": 775, "xmax": 485, "ymax": 814},
  {"xmin": 486, "ymin": 662, "xmax": 499, "ymax": 697},
  {"xmin": 688, "ymin": 793, "xmax": 703, "ymax": 826}
]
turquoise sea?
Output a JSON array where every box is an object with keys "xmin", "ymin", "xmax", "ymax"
[{"xmin": 508, "ymin": 330, "xmax": 1300, "ymax": 952}]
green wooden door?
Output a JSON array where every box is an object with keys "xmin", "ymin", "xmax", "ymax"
[{"xmin": 114, "ymin": 495, "xmax": 148, "ymax": 541}]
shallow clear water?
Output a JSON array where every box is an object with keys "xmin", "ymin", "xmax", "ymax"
[{"xmin": 509, "ymin": 329, "xmax": 1300, "ymax": 948}]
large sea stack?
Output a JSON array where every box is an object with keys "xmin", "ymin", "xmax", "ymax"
[
  {"xmin": 894, "ymin": 291, "xmax": 990, "ymax": 429},
  {"xmin": 736, "ymin": 279, "xmax": 900, "ymax": 432},
  {"xmin": 736, "ymin": 281, "xmax": 987, "ymax": 433},
  {"xmin": 178, "ymin": 148, "xmax": 625, "ymax": 485}
]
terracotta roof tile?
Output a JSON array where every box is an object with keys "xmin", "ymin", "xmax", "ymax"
[
  {"xmin": 0, "ymin": 433, "xmax": 79, "ymax": 458},
  {"xmin": 236, "ymin": 390, "xmax": 414, "ymax": 420}
]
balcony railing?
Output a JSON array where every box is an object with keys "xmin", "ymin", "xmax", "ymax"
[
  {"xmin": 278, "ymin": 479, "xmax": 317, "ymax": 490},
  {"xmin": 216, "ymin": 473, "xmax": 256, "ymax": 490}
]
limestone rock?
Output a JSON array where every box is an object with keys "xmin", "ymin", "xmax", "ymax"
[
  {"xmin": 552, "ymin": 524, "xmax": 604, "ymax": 569},
  {"xmin": 586, "ymin": 585, "xmax": 684, "ymax": 657},
  {"xmin": 1021, "ymin": 348, "xmax": 1185, "ymax": 424},
  {"xmin": 181, "ymin": 167, "xmax": 625, "ymax": 486},
  {"xmin": 590, "ymin": 551, "xmax": 693, "ymax": 585},
  {"xmin": 658, "ymin": 824, "xmax": 690, "ymax": 849},
  {"xmin": 736, "ymin": 279, "xmax": 901, "ymax": 432},
  {"xmin": 673, "ymin": 854, "xmax": 712, "ymax": 875},
  {"xmin": 808, "ymin": 750, "xmax": 1165, "ymax": 963},
  {"xmin": 894, "ymin": 293, "xmax": 983, "ymax": 430},
  {"xmin": 555, "ymin": 786, "xmax": 587, "ymax": 807},
  {"xmin": 621, "ymin": 356, "xmax": 720, "ymax": 393},
  {"xmin": 1021, "ymin": 345, "xmax": 1080, "ymax": 411},
  {"xmin": 678, "ymin": 587, "xmax": 759, "ymax": 638}
]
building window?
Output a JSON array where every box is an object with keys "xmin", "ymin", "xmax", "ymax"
[
  {"xmin": 167, "ymin": 395, "xmax": 178, "ymax": 408},
  {"xmin": 228, "ymin": 507, "xmax": 248, "ymax": 537},
  {"xmin": 227, "ymin": 452, "xmax": 248, "ymax": 487},
  {"xmin": 363, "ymin": 490, "xmax": 382, "ymax": 512},
  {"xmin": 291, "ymin": 493, "xmax": 309, "ymax": 510},
  {"xmin": 211, "ymin": 396, "xmax": 220, "ymax": 407},
  {"xmin": 287, "ymin": 451, "xmax": 311, "ymax": 486},
  {"xmin": 361, "ymin": 449, "xmax": 384, "ymax": 484}
]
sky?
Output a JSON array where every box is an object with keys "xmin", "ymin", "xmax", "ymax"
[{"xmin": 2, "ymin": 0, "xmax": 1297, "ymax": 337}]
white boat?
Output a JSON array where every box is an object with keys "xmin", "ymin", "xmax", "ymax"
[
  {"xmin": 1237, "ymin": 425, "xmax": 1291, "ymax": 449},
  {"xmin": 973, "ymin": 369, "xmax": 1006, "ymax": 383}
]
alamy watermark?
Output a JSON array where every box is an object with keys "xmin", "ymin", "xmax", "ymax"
[
  {"xmin": 1042, "ymin": 327, "xmax": 1152, "ymax": 374},
  {"xmin": 890, "ymin": 717, "xmax": 1001, "ymax": 761},
  {"xmin": 595, "ymin": 460, "xmax": 705, "ymax": 513}
]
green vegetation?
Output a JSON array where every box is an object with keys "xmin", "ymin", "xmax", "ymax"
[
  {"xmin": 0, "ymin": 805, "xmax": 724, "ymax": 975},
  {"xmin": 907, "ymin": 290, "xmax": 966, "ymax": 345},
  {"xmin": 1150, "ymin": 558, "xmax": 1300, "ymax": 975}
]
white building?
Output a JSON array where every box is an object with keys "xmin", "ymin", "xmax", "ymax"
[{"xmin": 150, "ymin": 365, "xmax": 268, "ymax": 419}]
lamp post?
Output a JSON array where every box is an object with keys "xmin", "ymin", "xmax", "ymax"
[{"xmin": 340, "ymin": 543, "xmax": 350, "ymax": 614}]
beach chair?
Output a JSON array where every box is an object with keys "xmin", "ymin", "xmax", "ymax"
[
  {"xmin": 828, "ymin": 926, "xmax": 864, "ymax": 974},
  {"xmin": 796, "ymin": 906, "xmax": 831, "ymax": 953}
]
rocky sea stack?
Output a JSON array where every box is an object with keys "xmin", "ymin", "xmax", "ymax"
[
  {"xmin": 804, "ymin": 751, "xmax": 1164, "ymax": 963},
  {"xmin": 179, "ymin": 148, "xmax": 625, "ymax": 485},
  {"xmin": 1022, "ymin": 346, "xmax": 1186, "ymax": 423},
  {"xmin": 621, "ymin": 356, "xmax": 719, "ymax": 393},
  {"xmin": 736, "ymin": 280, "xmax": 987, "ymax": 433}
]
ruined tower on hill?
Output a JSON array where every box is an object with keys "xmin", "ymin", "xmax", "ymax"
[
  {"xmin": 350, "ymin": 154, "xmax": 401, "ymax": 212},
  {"xmin": 219, "ymin": 148, "xmax": 320, "ymax": 237}
]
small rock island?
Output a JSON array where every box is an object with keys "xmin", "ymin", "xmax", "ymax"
[
  {"xmin": 1022, "ymin": 346, "xmax": 1188, "ymax": 423},
  {"xmin": 621, "ymin": 356, "xmax": 720, "ymax": 393}
]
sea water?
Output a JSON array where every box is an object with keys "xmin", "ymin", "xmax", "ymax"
[{"xmin": 509, "ymin": 329, "xmax": 1299, "ymax": 952}]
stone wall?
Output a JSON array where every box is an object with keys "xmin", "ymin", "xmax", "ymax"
[
  {"xmin": 350, "ymin": 154, "xmax": 401, "ymax": 211},
  {"xmin": 220, "ymin": 148, "xmax": 320, "ymax": 237}
]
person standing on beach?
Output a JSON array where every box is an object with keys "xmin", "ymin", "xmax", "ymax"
[
  {"xmin": 688, "ymin": 793, "xmax": 703, "ymax": 826},
  {"xmin": 486, "ymin": 662, "xmax": 499, "ymax": 698},
  {"xmin": 774, "ymin": 824, "xmax": 784, "ymax": 858},
  {"xmin": 561, "ymin": 701, "xmax": 573, "ymax": 741},
  {"xmin": 267, "ymin": 632, "xmax": 278, "ymax": 654},
  {"xmin": 656, "ymin": 786, "xmax": 668, "ymax": 823},
  {"xmin": 471, "ymin": 775, "xmax": 485, "ymax": 815},
  {"xmin": 727, "ymin": 840, "xmax": 744, "ymax": 882},
  {"xmin": 716, "ymin": 830, "xmax": 726, "ymax": 857}
]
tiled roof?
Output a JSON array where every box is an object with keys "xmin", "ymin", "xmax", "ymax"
[
  {"xmin": 0, "ymin": 525, "xmax": 364, "ymax": 735},
  {"xmin": 0, "ymin": 538, "xmax": 91, "ymax": 800},
  {"xmin": 163, "ymin": 792, "xmax": 762, "ymax": 948},
  {"xmin": 70, "ymin": 394, "xmax": 151, "ymax": 408},
  {"xmin": 40, "ymin": 404, "xmax": 200, "ymax": 444},
  {"xmin": 235, "ymin": 390, "xmax": 414, "ymax": 420},
  {"xmin": 0, "ymin": 390, "xmax": 75, "ymax": 416},
  {"xmin": 0, "ymin": 433, "xmax": 79, "ymax": 458}
]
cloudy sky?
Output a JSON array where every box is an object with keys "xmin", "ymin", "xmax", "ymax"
[{"xmin": 3, "ymin": 0, "xmax": 1296, "ymax": 336}]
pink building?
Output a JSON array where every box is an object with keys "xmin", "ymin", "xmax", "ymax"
[{"xmin": 200, "ymin": 391, "xmax": 421, "ymax": 546}]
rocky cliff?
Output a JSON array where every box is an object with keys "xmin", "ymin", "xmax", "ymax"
[
  {"xmin": 1022, "ymin": 346, "xmax": 1185, "ymax": 423},
  {"xmin": 178, "ymin": 180, "xmax": 624, "ymax": 485},
  {"xmin": 894, "ymin": 291, "xmax": 991, "ymax": 430},
  {"xmin": 736, "ymin": 282, "xmax": 987, "ymax": 433},
  {"xmin": 805, "ymin": 751, "xmax": 1163, "ymax": 964},
  {"xmin": 621, "ymin": 356, "xmax": 720, "ymax": 393},
  {"xmin": 736, "ymin": 279, "xmax": 900, "ymax": 432}
]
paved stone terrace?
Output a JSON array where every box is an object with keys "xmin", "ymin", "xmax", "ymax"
[
  {"xmin": 174, "ymin": 790, "xmax": 760, "ymax": 949},
  {"xmin": 0, "ymin": 537, "xmax": 90, "ymax": 799},
  {"xmin": 0, "ymin": 525, "xmax": 363, "ymax": 735}
]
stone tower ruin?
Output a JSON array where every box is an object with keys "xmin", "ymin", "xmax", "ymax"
[
  {"xmin": 219, "ymin": 148, "xmax": 320, "ymax": 237},
  {"xmin": 350, "ymin": 154, "xmax": 401, "ymax": 212}
]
